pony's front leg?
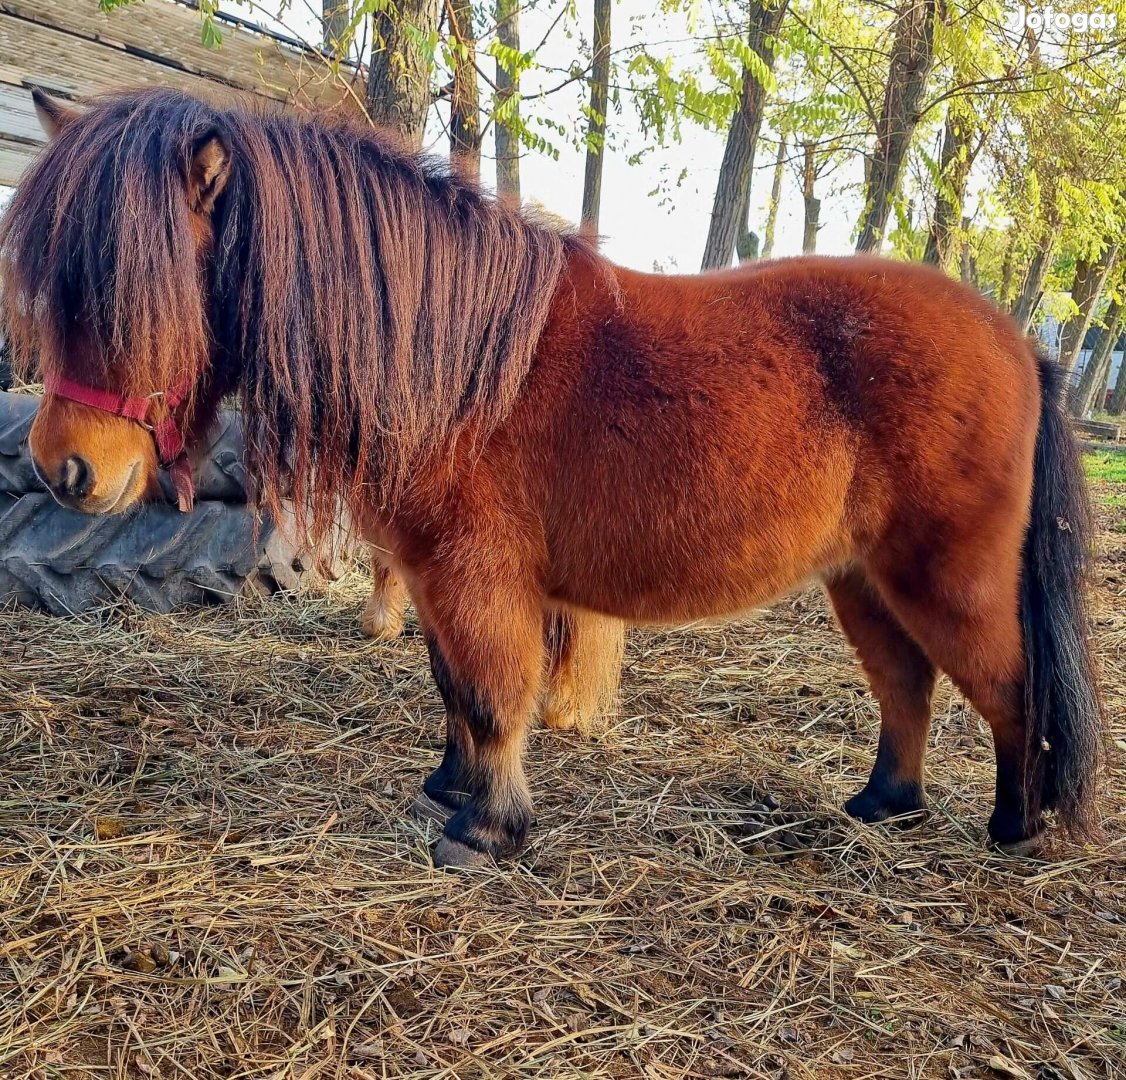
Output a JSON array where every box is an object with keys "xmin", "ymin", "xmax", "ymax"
[{"xmin": 418, "ymin": 583, "xmax": 543, "ymax": 869}]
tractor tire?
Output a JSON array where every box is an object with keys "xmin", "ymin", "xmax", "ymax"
[
  {"xmin": 0, "ymin": 492, "xmax": 325, "ymax": 614},
  {"xmin": 0, "ymin": 391, "xmax": 345, "ymax": 614}
]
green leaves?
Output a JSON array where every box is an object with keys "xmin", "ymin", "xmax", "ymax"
[
  {"xmin": 100, "ymin": 0, "xmax": 226, "ymax": 46},
  {"xmin": 727, "ymin": 37, "xmax": 778, "ymax": 94},
  {"xmin": 201, "ymin": 15, "xmax": 223, "ymax": 50},
  {"xmin": 487, "ymin": 42, "xmax": 534, "ymax": 80}
]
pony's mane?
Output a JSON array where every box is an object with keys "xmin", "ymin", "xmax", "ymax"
[{"xmin": 0, "ymin": 88, "xmax": 591, "ymax": 540}]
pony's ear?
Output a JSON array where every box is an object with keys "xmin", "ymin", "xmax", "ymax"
[
  {"xmin": 31, "ymin": 88, "xmax": 78, "ymax": 139},
  {"xmin": 186, "ymin": 132, "xmax": 230, "ymax": 213}
]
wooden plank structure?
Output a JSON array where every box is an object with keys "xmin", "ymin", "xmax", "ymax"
[
  {"xmin": 1074, "ymin": 418, "xmax": 1123, "ymax": 442},
  {"xmin": 0, "ymin": 0, "xmax": 362, "ymax": 186}
]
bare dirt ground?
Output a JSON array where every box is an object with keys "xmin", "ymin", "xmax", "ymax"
[{"xmin": 2, "ymin": 458, "xmax": 1123, "ymax": 1079}]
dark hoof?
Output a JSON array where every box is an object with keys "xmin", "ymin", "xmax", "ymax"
[
  {"xmin": 994, "ymin": 833, "xmax": 1046, "ymax": 858},
  {"xmin": 988, "ymin": 805, "xmax": 1045, "ymax": 855},
  {"xmin": 433, "ymin": 836, "xmax": 493, "ymax": 869},
  {"xmin": 411, "ymin": 792, "xmax": 458, "ymax": 824},
  {"xmin": 844, "ymin": 780, "xmax": 927, "ymax": 825},
  {"xmin": 436, "ymin": 802, "xmax": 532, "ymax": 867}
]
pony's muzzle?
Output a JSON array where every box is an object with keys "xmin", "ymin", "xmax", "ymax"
[
  {"xmin": 28, "ymin": 395, "xmax": 160, "ymax": 514},
  {"xmin": 31, "ymin": 442, "xmax": 145, "ymax": 515}
]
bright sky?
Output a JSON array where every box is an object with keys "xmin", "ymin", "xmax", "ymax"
[{"xmin": 226, "ymin": 0, "xmax": 864, "ymax": 272}]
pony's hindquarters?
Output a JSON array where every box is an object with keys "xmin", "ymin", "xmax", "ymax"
[
  {"xmin": 542, "ymin": 609, "xmax": 626, "ymax": 733},
  {"xmin": 1018, "ymin": 358, "xmax": 1103, "ymax": 836},
  {"xmin": 838, "ymin": 351, "xmax": 1103, "ymax": 848}
]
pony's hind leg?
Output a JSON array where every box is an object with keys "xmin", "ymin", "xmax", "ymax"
[
  {"xmin": 415, "ymin": 567, "xmax": 542, "ymax": 868},
  {"xmin": 541, "ymin": 610, "xmax": 625, "ymax": 734},
  {"xmin": 359, "ymin": 554, "xmax": 408, "ymax": 640},
  {"xmin": 866, "ymin": 556, "xmax": 1036, "ymax": 850},
  {"xmin": 825, "ymin": 568, "xmax": 936, "ymax": 823}
]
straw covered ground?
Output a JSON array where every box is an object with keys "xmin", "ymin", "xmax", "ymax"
[{"xmin": 2, "ymin": 453, "xmax": 1124, "ymax": 1080}]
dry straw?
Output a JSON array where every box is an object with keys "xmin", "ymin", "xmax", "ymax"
[{"xmin": 1, "ymin": 492, "xmax": 1123, "ymax": 1079}]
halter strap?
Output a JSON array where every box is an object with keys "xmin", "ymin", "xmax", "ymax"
[{"xmin": 43, "ymin": 373, "xmax": 196, "ymax": 512}]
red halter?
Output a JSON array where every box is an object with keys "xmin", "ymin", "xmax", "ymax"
[{"xmin": 43, "ymin": 373, "xmax": 196, "ymax": 512}]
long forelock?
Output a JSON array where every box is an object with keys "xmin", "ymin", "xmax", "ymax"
[
  {"xmin": 0, "ymin": 90, "xmax": 213, "ymax": 397},
  {"xmin": 211, "ymin": 107, "xmax": 585, "ymax": 545}
]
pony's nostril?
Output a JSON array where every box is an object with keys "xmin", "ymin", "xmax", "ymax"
[{"xmin": 59, "ymin": 455, "xmax": 94, "ymax": 499}]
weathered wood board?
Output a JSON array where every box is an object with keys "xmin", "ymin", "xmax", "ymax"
[
  {"xmin": 0, "ymin": 0, "xmax": 361, "ymax": 186},
  {"xmin": 1074, "ymin": 418, "xmax": 1123, "ymax": 442}
]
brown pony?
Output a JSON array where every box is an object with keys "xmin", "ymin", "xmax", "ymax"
[{"xmin": 3, "ymin": 88, "xmax": 1103, "ymax": 867}]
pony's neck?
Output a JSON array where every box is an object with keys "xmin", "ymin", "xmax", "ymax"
[{"xmin": 216, "ymin": 109, "xmax": 581, "ymax": 530}]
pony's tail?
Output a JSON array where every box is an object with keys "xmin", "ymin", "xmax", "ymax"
[{"xmin": 1020, "ymin": 355, "xmax": 1104, "ymax": 837}]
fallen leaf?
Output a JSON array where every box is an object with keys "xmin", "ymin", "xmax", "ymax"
[
  {"xmin": 988, "ymin": 1053, "xmax": 1033, "ymax": 1079},
  {"xmin": 831, "ymin": 940, "xmax": 864, "ymax": 960},
  {"xmin": 351, "ymin": 1041, "xmax": 380, "ymax": 1061}
]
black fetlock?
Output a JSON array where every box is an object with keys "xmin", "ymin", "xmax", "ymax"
[
  {"xmin": 845, "ymin": 727, "xmax": 929, "ymax": 826},
  {"xmin": 844, "ymin": 776, "xmax": 927, "ymax": 824},
  {"xmin": 423, "ymin": 761, "xmax": 470, "ymax": 812},
  {"xmin": 411, "ymin": 747, "xmax": 472, "ymax": 824}
]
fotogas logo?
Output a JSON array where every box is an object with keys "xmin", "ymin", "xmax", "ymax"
[{"xmin": 1006, "ymin": 6, "xmax": 1118, "ymax": 31}]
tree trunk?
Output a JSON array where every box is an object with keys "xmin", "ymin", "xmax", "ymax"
[
  {"xmin": 1011, "ymin": 219, "xmax": 1063, "ymax": 333},
  {"xmin": 1071, "ymin": 299, "xmax": 1123, "ymax": 417},
  {"xmin": 998, "ymin": 231, "xmax": 1017, "ymax": 307},
  {"xmin": 801, "ymin": 142, "xmax": 819, "ymax": 254},
  {"xmin": 446, "ymin": 0, "xmax": 481, "ymax": 180},
  {"xmin": 761, "ymin": 136, "xmax": 786, "ymax": 258},
  {"xmin": 367, "ymin": 0, "xmax": 440, "ymax": 148},
  {"xmin": 855, "ymin": 0, "xmax": 939, "ymax": 253},
  {"xmin": 959, "ymin": 215, "xmax": 976, "ymax": 284},
  {"xmin": 1110, "ymin": 329, "xmax": 1126, "ymax": 415},
  {"xmin": 581, "ymin": 0, "xmax": 612, "ymax": 230},
  {"xmin": 1059, "ymin": 243, "xmax": 1119, "ymax": 372},
  {"xmin": 700, "ymin": 0, "xmax": 790, "ymax": 270},
  {"xmin": 494, "ymin": 0, "xmax": 520, "ymax": 200},
  {"xmin": 923, "ymin": 104, "xmax": 975, "ymax": 272},
  {"xmin": 322, "ymin": 0, "xmax": 349, "ymax": 58}
]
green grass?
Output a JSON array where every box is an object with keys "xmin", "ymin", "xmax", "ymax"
[
  {"xmin": 1083, "ymin": 448, "xmax": 1126, "ymax": 485},
  {"xmin": 1084, "ymin": 449, "xmax": 1126, "ymax": 528}
]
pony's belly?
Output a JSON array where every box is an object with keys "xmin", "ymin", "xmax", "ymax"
[
  {"xmin": 541, "ymin": 361, "xmax": 859, "ymax": 625},
  {"xmin": 548, "ymin": 520, "xmax": 850, "ymax": 625}
]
